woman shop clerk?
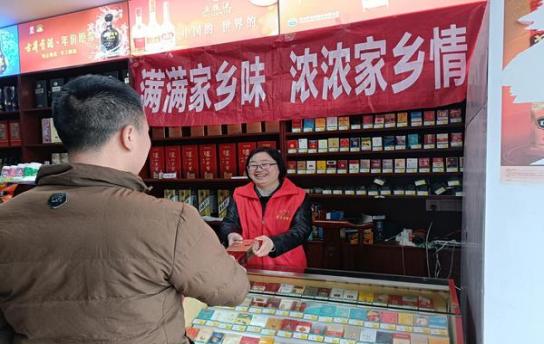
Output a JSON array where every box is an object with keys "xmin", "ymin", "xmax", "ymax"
[{"xmin": 219, "ymin": 147, "xmax": 312, "ymax": 272}]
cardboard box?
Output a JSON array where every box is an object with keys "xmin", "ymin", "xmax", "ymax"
[
  {"xmin": 8, "ymin": 121, "xmax": 22, "ymax": 146},
  {"xmin": 264, "ymin": 120, "xmax": 280, "ymax": 132},
  {"xmin": 149, "ymin": 146, "xmax": 165, "ymax": 179},
  {"xmin": 190, "ymin": 126, "xmax": 205, "ymax": 137},
  {"xmin": 246, "ymin": 121, "xmax": 262, "ymax": 133},
  {"xmin": 164, "ymin": 146, "xmax": 181, "ymax": 178},
  {"xmin": 206, "ymin": 125, "xmax": 222, "ymax": 136},
  {"xmin": 287, "ymin": 140, "xmax": 298, "ymax": 153},
  {"xmin": 168, "ymin": 126, "xmax": 183, "ymax": 138},
  {"xmin": 227, "ymin": 123, "xmax": 242, "ymax": 135},
  {"xmin": 41, "ymin": 118, "xmax": 61, "ymax": 143},
  {"xmin": 199, "ymin": 144, "xmax": 218, "ymax": 179},
  {"xmin": 151, "ymin": 127, "xmax": 166, "ymax": 139},
  {"xmin": 238, "ymin": 142, "xmax": 257, "ymax": 175},
  {"xmin": 219, "ymin": 143, "xmax": 237, "ymax": 178},
  {"xmin": 182, "ymin": 145, "xmax": 199, "ymax": 178}
]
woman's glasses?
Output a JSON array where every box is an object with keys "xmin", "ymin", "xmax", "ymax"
[{"xmin": 247, "ymin": 162, "xmax": 277, "ymax": 171}]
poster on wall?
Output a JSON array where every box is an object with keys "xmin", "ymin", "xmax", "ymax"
[
  {"xmin": 131, "ymin": 2, "xmax": 486, "ymax": 127},
  {"xmin": 0, "ymin": 25, "xmax": 20, "ymax": 77},
  {"xmin": 18, "ymin": 2, "xmax": 130, "ymax": 73},
  {"xmin": 279, "ymin": 0, "xmax": 485, "ymax": 34},
  {"xmin": 501, "ymin": 0, "xmax": 544, "ymax": 182},
  {"xmin": 128, "ymin": 0, "xmax": 278, "ymax": 55}
]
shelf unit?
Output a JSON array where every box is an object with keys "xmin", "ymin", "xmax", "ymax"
[{"xmin": 1, "ymin": 58, "xmax": 465, "ymax": 279}]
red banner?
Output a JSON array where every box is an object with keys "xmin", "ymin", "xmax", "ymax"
[{"xmin": 132, "ymin": 2, "xmax": 486, "ymax": 127}]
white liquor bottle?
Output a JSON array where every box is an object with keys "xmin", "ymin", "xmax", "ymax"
[
  {"xmin": 145, "ymin": 0, "xmax": 162, "ymax": 52},
  {"xmin": 132, "ymin": 7, "xmax": 147, "ymax": 53},
  {"xmin": 160, "ymin": 1, "xmax": 176, "ymax": 50}
]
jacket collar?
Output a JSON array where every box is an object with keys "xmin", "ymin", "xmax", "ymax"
[
  {"xmin": 237, "ymin": 178, "xmax": 299, "ymax": 199},
  {"xmin": 36, "ymin": 163, "xmax": 149, "ymax": 192}
]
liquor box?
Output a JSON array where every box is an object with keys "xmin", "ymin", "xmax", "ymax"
[
  {"xmin": 182, "ymin": 145, "xmax": 199, "ymax": 178},
  {"xmin": 41, "ymin": 118, "xmax": 61, "ymax": 143},
  {"xmin": 198, "ymin": 189, "xmax": 213, "ymax": 216},
  {"xmin": 8, "ymin": 121, "xmax": 22, "ymax": 146},
  {"xmin": 219, "ymin": 143, "xmax": 237, "ymax": 178},
  {"xmin": 34, "ymin": 80, "xmax": 48, "ymax": 108},
  {"xmin": 164, "ymin": 146, "xmax": 181, "ymax": 178},
  {"xmin": 217, "ymin": 189, "xmax": 231, "ymax": 218},
  {"xmin": 50, "ymin": 78, "xmax": 64, "ymax": 103},
  {"xmin": 199, "ymin": 144, "xmax": 218, "ymax": 179},
  {"xmin": 238, "ymin": 142, "xmax": 257, "ymax": 175},
  {"xmin": 149, "ymin": 146, "xmax": 165, "ymax": 179},
  {"xmin": 0, "ymin": 121, "xmax": 8, "ymax": 147}
]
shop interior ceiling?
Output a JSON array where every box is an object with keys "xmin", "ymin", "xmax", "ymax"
[{"xmin": 0, "ymin": 0, "xmax": 120, "ymax": 28}]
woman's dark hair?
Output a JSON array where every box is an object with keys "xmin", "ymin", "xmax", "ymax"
[{"xmin": 245, "ymin": 147, "xmax": 287, "ymax": 180}]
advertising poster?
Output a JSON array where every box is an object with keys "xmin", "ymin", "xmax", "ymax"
[
  {"xmin": 502, "ymin": 0, "xmax": 544, "ymax": 182},
  {"xmin": 279, "ymin": 0, "xmax": 484, "ymax": 34},
  {"xmin": 128, "ymin": 0, "xmax": 279, "ymax": 55},
  {"xmin": 18, "ymin": 2, "xmax": 130, "ymax": 73},
  {"xmin": 0, "ymin": 25, "xmax": 20, "ymax": 77}
]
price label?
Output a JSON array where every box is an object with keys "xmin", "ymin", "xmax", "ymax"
[
  {"xmin": 294, "ymin": 333, "xmax": 309, "ymax": 340},
  {"xmin": 365, "ymin": 321, "xmax": 380, "ymax": 329},
  {"xmin": 333, "ymin": 317, "xmax": 348, "ymax": 324},
  {"xmin": 324, "ymin": 336, "xmax": 341, "ymax": 344},
  {"xmin": 304, "ymin": 314, "xmax": 319, "ymax": 321},
  {"xmin": 277, "ymin": 331, "xmax": 293, "ymax": 338},
  {"xmin": 308, "ymin": 334, "xmax": 325, "ymax": 342},
  {"xmin": 249, "ymin": 307, "xmax": 262, "ymax": 314},
  {"xmin": 193, "ymin": 319, "xmax": 206, "ymax": 325},
  {"xmin": 290, "ymin": 311, "xmax": 304, "ymax": 318},
  {"xmin": 247, "ymin": 326, "xmax": 261, "ymax": 333},
  {"xmin": 232, "ymin": 325, "xmax": 247, "ymax": 332},
  {"xmin": 348, "ymin": 319, "xmax": 363, "ymax": 326},
  {"xmin": 319, "ymin": 316, "xmax": 333, "ymax": 323},
  {"xmin": 261, "ymin": 329, "xmax": 276, "ymax": 336},
  {"xmin": 276, "ymin": 310, "xmax": 289, "ymax": 317},
  {"xmin": 263, "ymin": 308, "xmax": 275, "ymax": 314}
]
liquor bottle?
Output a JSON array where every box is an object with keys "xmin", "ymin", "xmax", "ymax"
[
  {"xmin": 145, "ymin": 0, "xmax": 162, "ymax": 52},
  {"xmin": 100, "ymin": 13, "xmax": 120, "ymax": 54},
  {"xmin": 160, "ymin": 1, "xmax": 176, "ymax": 50},
  {"xmin": 0, "ymin": 41, "xmax": 7, "ymax": 74},
  {"xmin": 132, "ymin": 7, "xmax": 146, "ymax": 53}
]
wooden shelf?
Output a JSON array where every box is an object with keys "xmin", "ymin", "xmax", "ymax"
[
  {"xmin": 152, "ymin": 132, "xmax": 279, "ymax": 143},
  {"xmin": 308, "ymin": 194, "xmax": 462, "ymax": 200},
  {"xmin": 0, "ymin": 111, "xmax": 20, "ymax": 116},
  {"xmin": 25, "ymin": 143, "xmax": 64, "ymax": 148},
  {"xmin": 288, "ymin": 172, "xmax": 462, "ymax": 178},
  {"xmin": 21, "ymin": 107, "xmax": 52, "ymax": 112},
  {"xmin": 144, "ymin": 177, "xmax": 249, "ymax": 185},
  {"xmin": 0, "ymin": 146, "xmax": 22, "ymax": 150},
  {"xmin": 286, "ymin": 123, "xmax": 464, "ymax": 138},
  {"xmin": 286, "ymin": 147, "xmax": 463, "ymax": 158}
]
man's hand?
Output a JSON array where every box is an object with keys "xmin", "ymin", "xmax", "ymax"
[
  {"xmin": 228, "ymin": 232, "xmax": 243, "ymax": 246},
  {"xmin": 252, "ymin": 235, "xmax": 274, "ymax": 257}
]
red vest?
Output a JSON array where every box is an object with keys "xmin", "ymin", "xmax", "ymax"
[{"xmin": 233, "ymin": 178, "xmax": 307, "ymax": 272}]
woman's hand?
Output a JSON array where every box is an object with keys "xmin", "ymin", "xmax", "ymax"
[
  {"xmin": 228, "ymin": 232, "xmax": 243, "ymax": 246},
  {"xmin": 253, "ymin": 235, "xmax": 275, "ymax": 257}
]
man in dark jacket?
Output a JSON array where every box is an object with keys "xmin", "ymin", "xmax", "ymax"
[{"xmin": 0, "ymin": 75, "xmax": 249, "ymax": 344}]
